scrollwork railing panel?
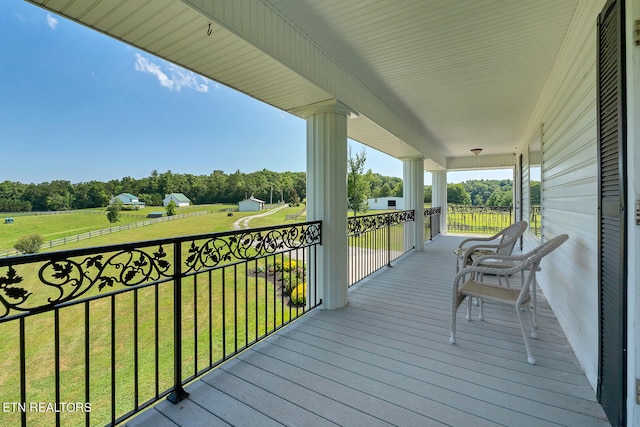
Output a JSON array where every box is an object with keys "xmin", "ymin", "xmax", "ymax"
[
  {"xmin": 0, "ymin": 221, "xmax": 321, "ymax": 320},
  {"xmin": 183, "ymin": 222, "xmax": 321, "ymax": 273},
  {"xmin": 0, "ymin": 245, "xmax": 173, "ymax": 319},
  {"xmin": 347, "ymin": 210, "xmax": 415, "ymax": 236},
  {"xmin": 424, "ymin": 207, "xmax": 441, "ymax": 216}
]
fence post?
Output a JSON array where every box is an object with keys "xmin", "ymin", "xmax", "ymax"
[
  {"xmin": 167, "ymin": 241, "xmax": 189, "ymax": 403},
  {"xmin": 429, "ymin": 212, "xmax": 433, "ymax": 240},
  {"xmin": 386, "ymin": 214, "xmax": 392, "ymax": 267}
]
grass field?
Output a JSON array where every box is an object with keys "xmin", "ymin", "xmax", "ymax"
[
  {"xmin": 0, "ymin": 204, "xmax": 248, "ymax": 252},
  {"xmin": 0, "ymin": 212, "xmax": 143, "ymax": 251}
]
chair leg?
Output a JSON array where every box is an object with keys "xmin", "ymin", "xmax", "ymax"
[
  {"xmin": 450, "ymin": 298, "xmax": 458, "ymax": 344},
  {"xmin": 526, "ymin": 303, "xmax": 537, "ymax": 339},
  {"xmin": 466, "ymin": 296, "xmax": 472, "ymax": 320},
  {"xmin": 473, "ymin": 272, "xmax": 482, "ymax": 306},
  {"xmin": 478, "ymin": 298, "xmax": 484, "ymax": 321},
  {"xmin": 532, "ymin": 276, "xmax": 538, "ymax": 329},
  {"xmin": 515, "ymin": 305, "xmax": 536, "ymax": 365}
]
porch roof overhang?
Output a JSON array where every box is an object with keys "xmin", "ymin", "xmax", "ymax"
[{"xmin": 26, "ymin": 0, "xmax": 581, "ymax": 172}]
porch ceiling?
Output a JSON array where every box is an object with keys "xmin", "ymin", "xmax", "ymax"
[{"xmin": 26, "ymin": 0, "xmax": 580, "ymax": 170}]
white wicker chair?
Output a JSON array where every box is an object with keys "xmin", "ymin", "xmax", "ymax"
[
  {"xmin": 449, "ymin": 234, "xmax": 569, "ymax": 365},
  {"xmin": 453, "ymin": 220, "xmax": 528, "ymax": 273}
]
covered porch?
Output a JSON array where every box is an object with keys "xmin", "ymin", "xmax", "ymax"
[
  {"xmin": 127, "ymin": 235, "xmax": 608, "ymax": 427},
  {"xmin": 13, "ymin": 0, "xmax": 640, "ymax": 425}
]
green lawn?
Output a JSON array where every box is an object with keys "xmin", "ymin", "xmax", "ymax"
[
  {"xmin": 0, "ymin": 205, "xmax": 239, "ymax": 252},
  {"xmin": 243, "ymin": 205, "xmax": 307, "ymax": 228},
  {"xmin": 0, "ymin": 213, "xmax": 141, "ymax": 251}
]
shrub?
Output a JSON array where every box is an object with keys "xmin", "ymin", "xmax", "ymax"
[
  {"xmin": 293, "ymin": 267, "xmax": 305, "ymax": 279},
  {"xmin": 166, "ymin": 200, "xmax": 177, "ymax": 216},
  {"xmin": 271, "ymin": 260, "xmax": 303, "ymax": 274},
  {"xmin": 281, "ymin": 272, "xmax": 301, "ymax": 294},
  {"xmin": 282, "ymin": 260, "xmax": 297, "ymax": 272},
  {"xmin": 290, "ymin": 283, "xmax": 306, "ymax": 306},
  {"xmin": 107, "ymin": 199, "xmax": 123, "ymax": 223},
  {"xmin": 14, "ymin": 234, "xmax": 45, "ymax": 254}
]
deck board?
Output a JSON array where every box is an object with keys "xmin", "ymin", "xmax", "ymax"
[{"xmin": 126, "ymin": 235, "xmax": 609, "ymax": 427}]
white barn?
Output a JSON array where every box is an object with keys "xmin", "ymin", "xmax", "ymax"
[
  {"xmin": 238, "ymin": 196, "xmax": 265, "ymax": 212},
  {"xmin": 163, "ymin": 193, "xmax": 191, "ymax": 207},
  {"xmin": 367, "ymin": 197, "xmax": 404, "ymax": 210}
]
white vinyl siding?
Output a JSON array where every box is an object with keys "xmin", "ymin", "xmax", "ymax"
[{"xmin": 517, "ymin": 0, "xmax": 606, "ymax": 388}]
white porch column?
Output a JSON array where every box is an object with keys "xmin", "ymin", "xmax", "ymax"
[
  {"xmin": 402, "ymin": 157, "xmax": 425, "ymax": 251},
  {"xmin": 299, "ymin": 100, "xmax": 351, "ymax": 310},
  {"xmin": 431, "ymin": 170, "xmax": 448, "ymax": 234}
]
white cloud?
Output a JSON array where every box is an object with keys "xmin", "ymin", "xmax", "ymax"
[
  {"xmin": 135, "ymin": 54, "xmax": 173, "ymax": 90},
  {"xmin": 134, "ymin": 53, "xmax": 209, "ymax": 93},
  {"xmin": 46, "ymin": 14, "xmax": 58, "ymax": 29}
]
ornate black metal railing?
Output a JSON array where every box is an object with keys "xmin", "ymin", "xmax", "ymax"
[
  {"xmin": 347, "ymin": 210, "xmax": 415, "ymax": 286},
  {"xmin": 530, "ymin": 206, "xmax": 541, "ymax": 237},
  {"xmin": 0, "ymin": 221, "xmax": 321, "ymax": 427},
  {"xmin": 447, "ymin": 205, "xmax": 514, "ymax": 234},
  {"xmin": 424, "ymin": 207, "xmax": 442, "ymax": 242}
]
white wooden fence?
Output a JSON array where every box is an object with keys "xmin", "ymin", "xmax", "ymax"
[{"xmin": 1, "ymin": 211, "xmax": 209, "ymax": 258}]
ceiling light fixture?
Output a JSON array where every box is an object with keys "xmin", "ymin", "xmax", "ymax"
[{"xmin": 471, "ymin": 148, "xmax": 482, "ymax": 156}]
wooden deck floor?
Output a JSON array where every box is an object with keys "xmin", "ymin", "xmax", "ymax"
[{"xmin": 125, "ymin": 235, "xmax": 609, "ymax": 427}]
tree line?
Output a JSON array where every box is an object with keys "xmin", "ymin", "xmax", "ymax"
[
  {"xmin": 0, "ymin": 168, "xmax": 403, "ymax": 213},
  {"xmin": 0, "ymin": 167, "xmax": 537, "ymax": 213},
  {"xmin": 439, "ymin": 179, "xmax": 540, "ymax": 207}
]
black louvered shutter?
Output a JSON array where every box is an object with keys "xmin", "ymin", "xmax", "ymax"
[
  {"xmin": 518, "ymin": 154, "xmax": 523, "ymax": 250},
  {"xmin": 596, "ymin": 0, "xmax": 627, "ymax": 426}
]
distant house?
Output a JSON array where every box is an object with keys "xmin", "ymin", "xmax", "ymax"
[
  {"xmin": 110, "ymin": 193, "xmax": 145, "ymax": 209},
  {"xmin": 238, "ymin": 196, "xmax": 265, "ymax": 212},
  {"xmin": 367, "ymin": 197, "xmax": 404, "ymax": 210},
  {"xmin": 163, "ymin": 193, "xmax": 191, "ymax": 207}
]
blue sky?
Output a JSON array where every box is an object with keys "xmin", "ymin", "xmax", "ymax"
[{"xmin": 0, "ymin": 1, "xmax": 513, "ymax": 186}]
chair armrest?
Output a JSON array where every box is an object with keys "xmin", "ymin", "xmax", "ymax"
[
  {"xmin": 456, "ymin": 262, "xmax": 523, "ymax": 283},
  {"xmin": 465, "ymin": 243, "xmax": 501, "ymax": 253},
  {"xmin": 472, "ymin": 251, "xmax": 541, "ymax": 272},
  {"xmin": 457, "ymin": 234, "xmax": 501, "ymax": 248},
  {"xmin": 472, "ymin": 252, "xmax": 525, "ymax": 266},
  {"xmin": 459, "ymin": 244, "xmax": 501, "ymax": 265}
]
